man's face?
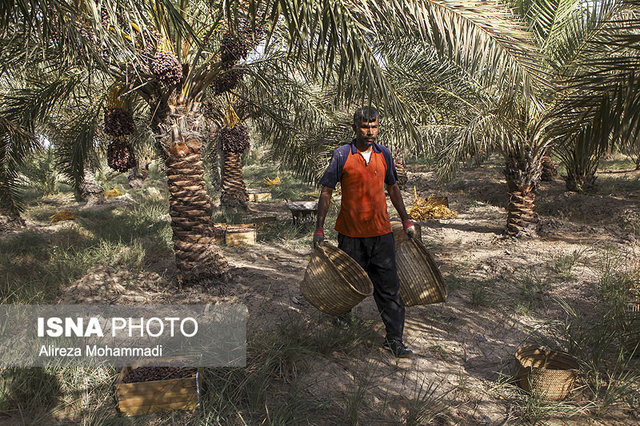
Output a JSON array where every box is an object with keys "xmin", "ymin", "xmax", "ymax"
[{"xmin": 353, "ymin": 119, "xmax": 379, "ymax": 147}]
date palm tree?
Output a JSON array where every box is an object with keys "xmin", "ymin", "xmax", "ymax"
[
  {"xmin": 378, "ymin": 0, "xmax": 640, "ymax": 235},
  {"xmin": 0, "ymin": 0, "xmax": 433, "ymax": 281}
]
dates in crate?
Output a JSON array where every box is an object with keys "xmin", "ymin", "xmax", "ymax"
[{"xmin": 122, "ymin": 366, "xmax": 195, "ymax": 383}]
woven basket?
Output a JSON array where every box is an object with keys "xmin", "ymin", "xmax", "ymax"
[
  {"xmin": 515, "ymin": 345, "xmax": 579, "ymax": 401},
  {"xmin": 394, "ymin": 236, "xmax": 446, "ymax": 307},
  {"xmin": 301, "ymin": 242, "xmax": 373, "ymax": 316}
]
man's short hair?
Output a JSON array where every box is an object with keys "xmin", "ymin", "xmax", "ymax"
[{"xmin": 353, "ymin": 106, "xmax": 379, "ymax": 124}]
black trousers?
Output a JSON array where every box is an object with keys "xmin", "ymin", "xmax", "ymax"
[{"xmin": 338, "ymin": 232, "xmax": 405, "ymax": 341}]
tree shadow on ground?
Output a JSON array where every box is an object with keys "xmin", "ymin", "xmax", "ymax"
[
  {"xmin": 426, "ymin": 220, "xmax": 503, "ymax": 236},
  {"xmin": 0, "ymin": 368, "xmax": 62, "ymax": 423}
]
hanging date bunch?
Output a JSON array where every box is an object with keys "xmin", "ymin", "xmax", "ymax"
[
  {"xmin": 213, "ymin": 68, "xmax": 246, "ymax": 95},
  {"xmin": 220, "ymin": 105, "xmax": 250, "ymax": 152},
  {"xmin": 220, "ymin": 31, "xmax": 250, "ymax": 64},
  {"xmin": 104, "ymin": 107, "xmax": 135, "ymax": 137},
  {"xmin": 214, "ymin": 19, "xmax": 265, "ymax": 95},
  {"xmin": 220, "ymin": 17, "xmax": 265, "ymax": 64},
  {"xmin": 220, "ymin": 124, "xmax": 250, "ymax": 152},
  {"xmin": 107, "ymin": 139, "xmax": 137, "ymax": 172},
  {"xmin": 151, "ymin": 38, "xmax": 182, "ymax": 85},
  {"xmin": 105, "ymin": 87, "xmax": 137, "ymax": 173}
]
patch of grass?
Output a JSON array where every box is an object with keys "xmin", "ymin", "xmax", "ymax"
[
  {"xmin": 520, "ymin": 388, "xmax": 590, "ymax": 424},
  {"xmin": 243, "ymin": 164, "xmax": 317, "ymax": 202},
  {"xmin": 211, "ymin": 209, "xmax": 247, "ymax": 225},
  {"xmin": 0, "ymin": 228, "xmax": 92, "ymax": 303},
  {"xmin": 597, "ymin": 174, "xmax": 640, "ymax": 195},
  {"xmin": 547, "ymin": 249, "xmax": 640, "ymax": 418},
  {"xmin": 0, "ymin": 367, "xmax": 62, "ymax": 421},
  {"xmin": 552, "ymin": 249, "xmax": 588, "ymax": 281},
  {"xmin": 510, "ymin": 268, "xmax": 552, "ymax": 314},
  {"xmin": 258, "ymin": 219, "xmax": 315, "ymax": 243},
  {"xmin": 194, "ymin": 315, "xmax": 381, "ymax": 424},
  {"xmin": 581, "ymin": 351, "xmax": 640, "ymax": 417},
  {"xmin": 470, "ymin": 280, "xmax": 491, "ymax": 307},
  {"xmin": 342, "ymin": 363, "xmax": 372, "ymax": 424},
  {"xmin": 598, "ymin": 156, "xmax": 637, "ymax": 171},
  {"xmin": 489, "ymin": 373, "xmax": 590, "ymax": 424},
  {"xmin": 1, "ymin": 196, "xmax": 172, "ymax": 303},
  {"xmin": 404, "ymin": 379, "xmax": 451, "ymax": 425},
  {"xmin": 0, "ymin": 365, "xmax": 118, "ymax": 423},
  {"xmin": 79, "ymin": 201, "xmax": 171, "ymax": 245}
]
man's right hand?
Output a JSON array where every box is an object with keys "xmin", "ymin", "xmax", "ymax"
[
  {"xmin": 403, "ymin": 219, "xmax": 416, "ymax": 239},
  {"xmin": 313, "ymin": 228, "xmax": 325, "ymax": 248}
]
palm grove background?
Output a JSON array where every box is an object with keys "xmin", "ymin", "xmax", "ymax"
[
  {"xmin": 0, "ymin": 0, "xmax": 639, "ymax": 422},
  {"xmin": 1, "ymin": 0, "xmax": 639, "ymax": 280}
]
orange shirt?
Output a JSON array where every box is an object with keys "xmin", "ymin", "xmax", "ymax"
[{"xmin": 320, "ymin": 141, "xmax": 398, "ymax": 237}]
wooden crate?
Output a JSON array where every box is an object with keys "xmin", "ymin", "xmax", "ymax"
[
  {"xmin": 116, "ymin": 366, "xmax": 199, "ymax": 416},
  {"xmin": 225, "ymin": 224, "xmax": 256, "ymax": 246},
  {"xmin": 247, "ymin": 189, "xmax": 272, "ymax": 202}
]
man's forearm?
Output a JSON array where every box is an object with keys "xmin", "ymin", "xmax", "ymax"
[
  {"xmin": 387, "ymin": 183, "xmax": 410, "ymax": 221},
  {"xmin": 316, "ymin": 186, "xmax": 333, "ymax": 230}
]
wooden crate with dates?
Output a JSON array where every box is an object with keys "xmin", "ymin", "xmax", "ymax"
[{"xmin": 115, "ymin": 365, "xmax": 200, "ymax": 416}]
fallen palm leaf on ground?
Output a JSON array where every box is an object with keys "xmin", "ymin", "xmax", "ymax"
[
  {"xmin": 105, "ymin": 188, "xmax": 123, "ymax": 197},
  {"xmin": 264, "ymin": 176, "xmax": 281, "ymax": 186},
  {"xmin": 50, "ymin": 209, "xmax": 77, "ymax": 223},
  {"xmin": 409, "ymin": 186, "xmax": 457, "ymax": 221}
]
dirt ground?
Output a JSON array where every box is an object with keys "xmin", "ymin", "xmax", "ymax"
[{"xmin": 5, "ymin": 161, "xmax": 640, "ymax": 424}]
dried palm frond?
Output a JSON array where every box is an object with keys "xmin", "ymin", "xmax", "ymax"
[
  {"xmin": 50, "ymin": 209, "xmax": 77, "ymax": 223},
  {"xmin": 409, "ymin": 187, "xmax": 457, "ymax": 221}
]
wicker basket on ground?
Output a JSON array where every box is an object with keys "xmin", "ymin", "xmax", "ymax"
[
  {"xmin": 393, "ymin": 231, "xmax": 446, "ymax": 307},
  {"xmin": 301, "ymin": 242, "xmax": 373, "ymax": 316},
  {"xmin": 515, "ymin": 345, "xmax": 579, "ymax": 401}
]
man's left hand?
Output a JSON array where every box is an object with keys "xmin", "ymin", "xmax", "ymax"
[{"xmin": 403, "ymin": 219, "xmax": 416, "ymax": 239}]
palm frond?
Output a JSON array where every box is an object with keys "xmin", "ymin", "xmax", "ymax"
[
  {"xmin": 373, "ymin": 0, "xmax": 549, "ymax": 98},
  {"xmin": 0, "ymin": 115, "xmax": 36, "ymax": 214},
  {"xmin": 53, "ymin": 103, "xmax": 104, "ymax": 193}
]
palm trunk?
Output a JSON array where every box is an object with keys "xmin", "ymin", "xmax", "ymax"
[
  {"xmin": 80, "ymin": 169, "xmax": 104, "ymax": 205},
  {"xmin": 540, "ymin": 148, "xmax": 557, "ymax": 181},
  {"xmin": 205, "ymin": 128, "xmax": 222, "ymax": 191},
  {"xmin": 504, "ymin": 153, "xmax": 542, "ymax": 237},
  {"xmin": 127, "ymin": 158, "xmax": 149, "ymax": 189},
  {"xmin": 565, "ymin": 171, "xmax": 597, "ymax": 192},
  {"xmin": 156, "ymin": 104, "xmax": 228, "ymax": 283},
  {"xmin": 220, "ymin": 150, "xmax": 248, "ymax": 209}
]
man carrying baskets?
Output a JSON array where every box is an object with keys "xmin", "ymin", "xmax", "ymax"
[{"xmin": 313, "ymin": 106, "xmax": 416, "ymax": 358}]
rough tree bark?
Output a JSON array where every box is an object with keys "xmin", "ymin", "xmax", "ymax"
[
  {"xmin": 220, "ymin": 150, "xmax": 248, "ymax": 209},
  {"xmin": 80, "ymin": 169, "xmax": 104, "ymax": 206},
  {"xmin": 540, "ymin": 148, "xmax": 557, "ymax": 181},
  {"xmin": 504, "ymin": 151, "xmax": 542, "ymax": 237},
  {"xmin": 155, "ymin": 103, "xmax": 228, "ymax": 283}
]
